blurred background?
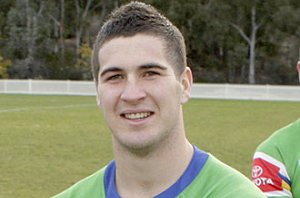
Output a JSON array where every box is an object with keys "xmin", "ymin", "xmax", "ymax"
[{"xmin": 0, "ymin": 0, "xmax": 300, "ymax": 85}]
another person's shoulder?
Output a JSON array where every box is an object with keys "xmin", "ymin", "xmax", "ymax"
[
  {"xmin": 259, "ymin": 119, "xmax": 300, "ymax": 148},
  {"xmin": 255, "ymin": 119, "xmax": 300, "ymax": 159},
  {"xmin": 252, "ymin": 119, "xmax": 300, "ymax": 198},
  {"xmin": 188, "ymin": 154, "xmax": 266, "ymax": 197},
  {"xmin": 52, "ymin": 167, "xmax": 106, "ymax": 198}
]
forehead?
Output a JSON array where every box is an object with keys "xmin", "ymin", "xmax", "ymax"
[{"xmin": 98, "ymin": 34, "xmax": 171, "ymax": 72}]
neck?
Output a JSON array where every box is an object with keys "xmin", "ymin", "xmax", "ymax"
[{"xmin": 113, "ymin": 132, "xmax": 193, "ymax": 198}]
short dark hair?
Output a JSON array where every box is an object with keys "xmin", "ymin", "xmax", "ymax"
[{"xmin": 92, "ymin": 1, "xmax": 187, "ymax": 83}]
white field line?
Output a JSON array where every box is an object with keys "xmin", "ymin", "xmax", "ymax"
[
  {"xmin": 0, "ymin": 107, "xmax": 29, "ymax": 113},
  {"xmin": 0, "ymin": 104, "xmax": 95, "ymax": 114}
]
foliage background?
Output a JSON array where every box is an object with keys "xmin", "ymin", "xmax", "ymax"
[{"xmin": 0, "ymin": 0, "xmax": 300, "ymax": 84}]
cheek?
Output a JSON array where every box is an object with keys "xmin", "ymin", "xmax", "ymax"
[
  {"xmin": 151, "ymin": 81, "xmax": 182, "ymax": 105},
  {"xmin": 97, "ymin": 86, "xmax": 119, "ymax": 109}
]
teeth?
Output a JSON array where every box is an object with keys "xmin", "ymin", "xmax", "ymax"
[{"xmin": 124, "ymin": 112, "xmax": 151, "ymax": 120}]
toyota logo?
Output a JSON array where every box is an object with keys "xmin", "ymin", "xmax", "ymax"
[{"xmin": 252, "ymin": 165, "xmax": 263, "ymax": 178}]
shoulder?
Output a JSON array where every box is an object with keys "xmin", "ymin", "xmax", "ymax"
[
  {"xmin": 254, "ymin": 119, "xmax": 300, "ymax": 166},
  {"xmin": 251, "ymin": 119, "xmax": 300, "ymax": 198},
  {"xmin": 204, "ymin": 154, "xmax": 261, "ymax": 186},
  {"xmin": 52, "ymin": 167, "xmax": 106, "ymax": 198},
  {"xmin": 183, "ymin": 154, "xmax": 265, "ymax": 197},
  {"xmin": 258, "ymin": 119, "xmax": 300, "ymax": 151}
]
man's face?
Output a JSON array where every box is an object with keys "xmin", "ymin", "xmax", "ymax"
[{"xmin": 96, "ymin": 34, "xmax": 191, "ymax": 151}]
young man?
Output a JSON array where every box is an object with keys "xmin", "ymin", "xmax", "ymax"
[
  {"xmin": 251, "ymin": 61, "xmax": 300, "ymax": 197},
  {"xmin": 54, "ymin": 2, "xmax": 265, "ymax": 197}
]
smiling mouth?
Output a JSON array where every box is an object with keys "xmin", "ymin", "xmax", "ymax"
[{"xmin": 122, "ymin": 112, "xmax": 152, "ymax": 120}]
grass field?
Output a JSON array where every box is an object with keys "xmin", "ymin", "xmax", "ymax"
[{"xmin": 0, "ymin": 94, "xmax": 299, "ymax": 198}]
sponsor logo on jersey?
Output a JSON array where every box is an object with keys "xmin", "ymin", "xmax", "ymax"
[
  {"xmin": 252, "ymin": 165, "xmax": 263, "ymax": 178},
  {"xmin": 252, "ymin": 152, "xmax": 291, "ymax": 196}
]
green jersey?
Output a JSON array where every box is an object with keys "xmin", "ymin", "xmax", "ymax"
[
  {"xmin": 252, "ymin": 119, "xmax": 300, "ymax": 197},
  {"xmin": 54, "ymin": 146, "xmax": 265, "ymax": 197}
]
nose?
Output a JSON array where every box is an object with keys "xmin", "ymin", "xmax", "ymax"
[{"xmin": 120, "ymin": 79, "xmax": 146, "ymax": 104}]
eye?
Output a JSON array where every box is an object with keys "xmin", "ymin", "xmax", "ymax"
[
  {"xmin": 105, "ymin": 74, "xmax": 124, "ymax": 83},
  {"xmin": 143, "ymin": 71, "xmax": 160, "ymax": 78}
]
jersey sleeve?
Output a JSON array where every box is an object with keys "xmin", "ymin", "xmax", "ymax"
[{"xmin": 252, "ymin": 152, "xmax": 292, "ymax": 198}]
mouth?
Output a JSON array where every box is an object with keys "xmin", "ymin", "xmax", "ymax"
[{"xmin": 121, "ymin": 112, "xmax": 153, "ymax": 120}]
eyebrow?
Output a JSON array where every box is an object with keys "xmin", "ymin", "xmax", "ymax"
[
  {"xmin": 100, "ymin": 67, "xmax": 123, "ymax": 77},
  {"xmin": 139, "ymin": 63, "xmax": 168, "ymax": 71},
  {"xmin": 100, "ymin": 63, "xmax": 168, "ymax": 77}
]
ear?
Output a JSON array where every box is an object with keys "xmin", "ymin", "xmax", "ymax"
[
  {"xmin": 94, "ymin": 78, "xmax": 101, "ymax": 107},
  {"xmin": 180, "ymin": 67, "xmax": 193, "ymax": 104}
]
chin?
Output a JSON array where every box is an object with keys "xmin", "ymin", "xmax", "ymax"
[{"xmin": 119, "ymin": 138, "xmax": 160, "ymax": 155}]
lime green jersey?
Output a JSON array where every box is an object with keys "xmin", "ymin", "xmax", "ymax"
[
  {"xmin": 54, "ymin": 146, "xmax": 265, "ymax": 198},
  {"xmin": 252, "ymin": 119, "xmax": 300, "ymax": 197}
]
